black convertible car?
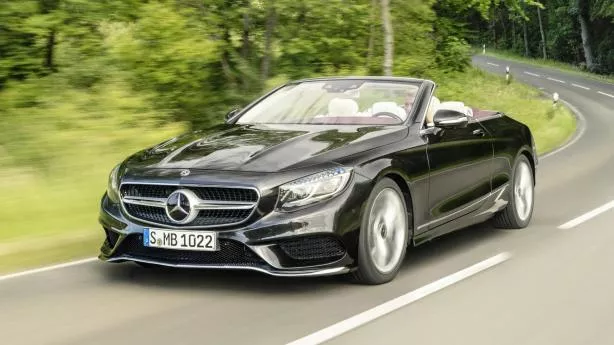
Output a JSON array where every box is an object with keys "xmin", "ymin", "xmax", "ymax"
[{"xmin": 99, "ymin": 77, "xmax": 537, "ymax": 284}]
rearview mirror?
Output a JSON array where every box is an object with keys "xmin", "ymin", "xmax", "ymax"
[
  {"xmin": 225, "ymin": 108, "xmax": 241, "ymax": 121},
  {"xmin": 433, "ymin": 109, "xmax": 469, "ymax": 129}
]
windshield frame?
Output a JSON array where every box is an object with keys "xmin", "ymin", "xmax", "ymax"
[{"xmin": 227, "ymin": 77, "xmax": 428, "ymax": 126}]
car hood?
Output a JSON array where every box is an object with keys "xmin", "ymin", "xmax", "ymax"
[{"xmin": 125, "ymin": 123, "xmax": 408, "ymax": 172}]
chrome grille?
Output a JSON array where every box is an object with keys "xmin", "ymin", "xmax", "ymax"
[
  {"xmin": 120, "ymin": 183, "xmax": 259, "ymax": 228},
  {"xmin": 122, "ymin": 184, "xmax": 258, "ymax": 202}
]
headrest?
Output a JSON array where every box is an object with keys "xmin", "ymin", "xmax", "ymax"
[{"xmin": 328, "ymin": 98, "xmax": 359, "ymax": 116}]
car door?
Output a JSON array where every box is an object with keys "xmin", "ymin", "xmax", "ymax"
[{"xmin": 425, "ymin": 119, "xmax": 494, "ymax": 232}]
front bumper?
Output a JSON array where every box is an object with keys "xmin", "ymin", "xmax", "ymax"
[{"xmin": 98, "ymin": 176, "xmax": 370, "ymax": 277}]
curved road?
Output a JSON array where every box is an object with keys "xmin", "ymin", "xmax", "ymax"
[{"xmin": 3, "ymin": 56, "xmax": 614, "ymax": 345}]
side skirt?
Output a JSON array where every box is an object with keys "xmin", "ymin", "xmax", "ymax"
[{"xmin": 412, "ymin": 183, "xmax": 509, "ymax": 246}]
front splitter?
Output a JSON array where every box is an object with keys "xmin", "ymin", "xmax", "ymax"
[{"xmin": 103, "ymin": 255, "xmax": 352, "ymax": 277}]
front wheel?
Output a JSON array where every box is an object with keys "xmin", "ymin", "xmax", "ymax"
[
  {"xmin": 493, "ymin": 155, "xmax": 535, "ymax": 229},
  {"xmin": 353, "ymin": 178, "xmax": 410, "ymax": 285}
]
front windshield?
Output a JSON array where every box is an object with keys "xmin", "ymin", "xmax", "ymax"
[{"xmin": 236, "ymin": 80, "xmax": 421, "ymax": 125}]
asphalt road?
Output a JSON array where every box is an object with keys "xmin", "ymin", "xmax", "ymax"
[{"xmin": 2, "ymin": 56, "xmax": 614, "ymax": 345}]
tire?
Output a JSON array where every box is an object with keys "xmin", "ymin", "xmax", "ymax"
[
  {"xmin": 352, "ymin": 178, "xmax": 410, "ymax": 285},
  {"xmin": 493, "ymin": 155, "xmax": 535, "ymax": 229}
]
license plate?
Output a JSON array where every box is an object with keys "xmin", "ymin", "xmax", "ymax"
[{"xmin": 143, "ymin": 228, "xmax": 218, "ymax": 251}]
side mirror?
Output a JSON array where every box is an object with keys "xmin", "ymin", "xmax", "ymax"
[
  {"xmin": 433, "ymin": 109, "xmax": 469, "ymax": 129},
  {"xmin": 225, "ymin": 108, "xmax": 241, "ymax": 121}
]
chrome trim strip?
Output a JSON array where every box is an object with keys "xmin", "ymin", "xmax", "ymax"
[
  {"xmin": 123, "ymin": 196, "xmax": 166, "ymax": 208},
  {"xmin": 118, "ymin": 182, "xmax": 261, "ymax": 229},
  {"xmin": 122, "ymin": 196, "xmax": 257, "ymax": 210},
  {"xmin": 193, "ymin": 201, "xmax": 257, "ymax": 210},
  {"xmin": 106, "ymin": 257, "xmax": 350, "ymax": 277}
]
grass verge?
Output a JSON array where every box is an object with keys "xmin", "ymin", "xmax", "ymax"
[
  {"xmin": 0, "ymin": 67, "xmax": 576, "ymax": 275},
  {"xmin": 481, "ymin": 50, "xmax": 614, "ymax": 85},
  {"xmin": 435, "ymin": 67, "xmax": 576, "ymax": 155},
  {"xmin": 0, "ymin": 235, "xmax": 103, "ymax": 274},
  {"xmin": 0, "ymin": 74, "xmax": 185, "ymax": 274}
]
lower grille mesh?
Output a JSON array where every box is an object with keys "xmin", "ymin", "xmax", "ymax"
[
  {"xmin": 114, "ymin": 235, "xmax": 266, "ymax": 267},
  {"xmin": 278, "ymin": 236, "xmax": 346, "ymax": 265}
]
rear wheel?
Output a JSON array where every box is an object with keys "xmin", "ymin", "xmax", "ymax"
[
  {"xmin": 493, "ymin": 155, "xmax": 534, "ymax": 229},
  {"xmin": 353, "ymin": 178, "xmax": 410, "ymax": 285}
]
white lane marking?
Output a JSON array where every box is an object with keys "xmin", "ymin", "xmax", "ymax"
[
  {"xmin": 286, "ymin": 253, "xmax": 512, "ymax": 345},
  {"xmin": 487, "ymin": 62, "xmax": 500, "ymax": 67},
  {"xmin": 0, "ymin": 257, "xmax": 97, "ymax": 282},
  {"xmin": 547, "ymin": 77, "xmax": 566, "ymax": 84},
  {"xmin": 572, "ymin": 83, "xmax": 590, "ymax": 90},
  {"xmin": 597, "ymin": 91, "xmax": 614, "ymax": 98},
  {"xmin": 558, "ymin": 201, "xmax": 614, "ymax": 230},
  {"xmin": 524, "ymin": 71, "xmax": 541, "ymax": 77}
]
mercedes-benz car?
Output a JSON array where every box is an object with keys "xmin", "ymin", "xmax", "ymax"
[{"xmin": 99, "ymin": 77, "xmax": 537, "ymax": 285}]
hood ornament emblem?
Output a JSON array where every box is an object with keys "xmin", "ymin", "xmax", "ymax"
[
  {"xmin": 165, "ymin": 189, "xmax": 199, "ymax": 224},
  {"xmin": 180, "ymin": 169, "xmax": 191, "ymax": 177}
]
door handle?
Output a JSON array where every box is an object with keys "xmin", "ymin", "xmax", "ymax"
[{"xmin": 472, "ymin": 129, "xmax": 485, "ymax": 137}]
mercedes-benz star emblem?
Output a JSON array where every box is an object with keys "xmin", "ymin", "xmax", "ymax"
[
  {"xmin": 165, "ymin": 190, "xmax": 199, "ymax": 224},
  {"xmin": 180, "ymin": 169, "xmax": 191, "ymax": 177}
]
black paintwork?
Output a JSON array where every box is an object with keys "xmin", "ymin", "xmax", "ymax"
[{"xmin": 99, "ymin": 77, "xmax": 537, "ymax": 275}]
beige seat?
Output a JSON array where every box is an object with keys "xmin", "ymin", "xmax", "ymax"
[
  {"xmin": 327, "ymin": 98, "xmax": 359, "ymax": 116},
  {"xmin": 425, "ymin": 96, "xmax": 440, "ymax": 127}
]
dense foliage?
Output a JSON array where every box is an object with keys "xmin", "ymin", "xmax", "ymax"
[
  {"xmin": 0, "ymin": 0, "xmax": 588, "ymax": 171},
  {"xmin": 473, "ymin": 0, "xmax": 614, "ymax": 74},
  {"xmin": 1, "ymin": 0, "xmax": 518, "ymax": 132},
  {"xmin": 0, "ymin": 1, "xmax": 577, "ymax": 261}
]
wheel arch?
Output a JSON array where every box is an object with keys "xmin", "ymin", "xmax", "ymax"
[
  {"xmin": 517, "ymin": 147, "xmax": 536, "ymax": 185},
  {"xmin": 373, "ymin": 171, "xmax": 416, "ymax": 239}
]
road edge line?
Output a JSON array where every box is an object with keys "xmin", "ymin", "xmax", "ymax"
[
  {"xmin": 0, "ymin": 257, "xmax": 98, "ymax": 282},
  {"xmin": 538, "ymin": 96, "xmax": 586, "ymax": 160}
]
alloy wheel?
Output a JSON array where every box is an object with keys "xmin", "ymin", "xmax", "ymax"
[{"xmin": 367, "ymin": 187, "xmax": 407, "ymax": 274}]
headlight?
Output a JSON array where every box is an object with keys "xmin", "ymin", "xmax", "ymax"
[
  {"xmin": 107, "ymin": 164, "xmax": 121, "ymax": 203},
  {"xmin": 276, "ymin": 167, "xmax": 352, "ymax": 212}
]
